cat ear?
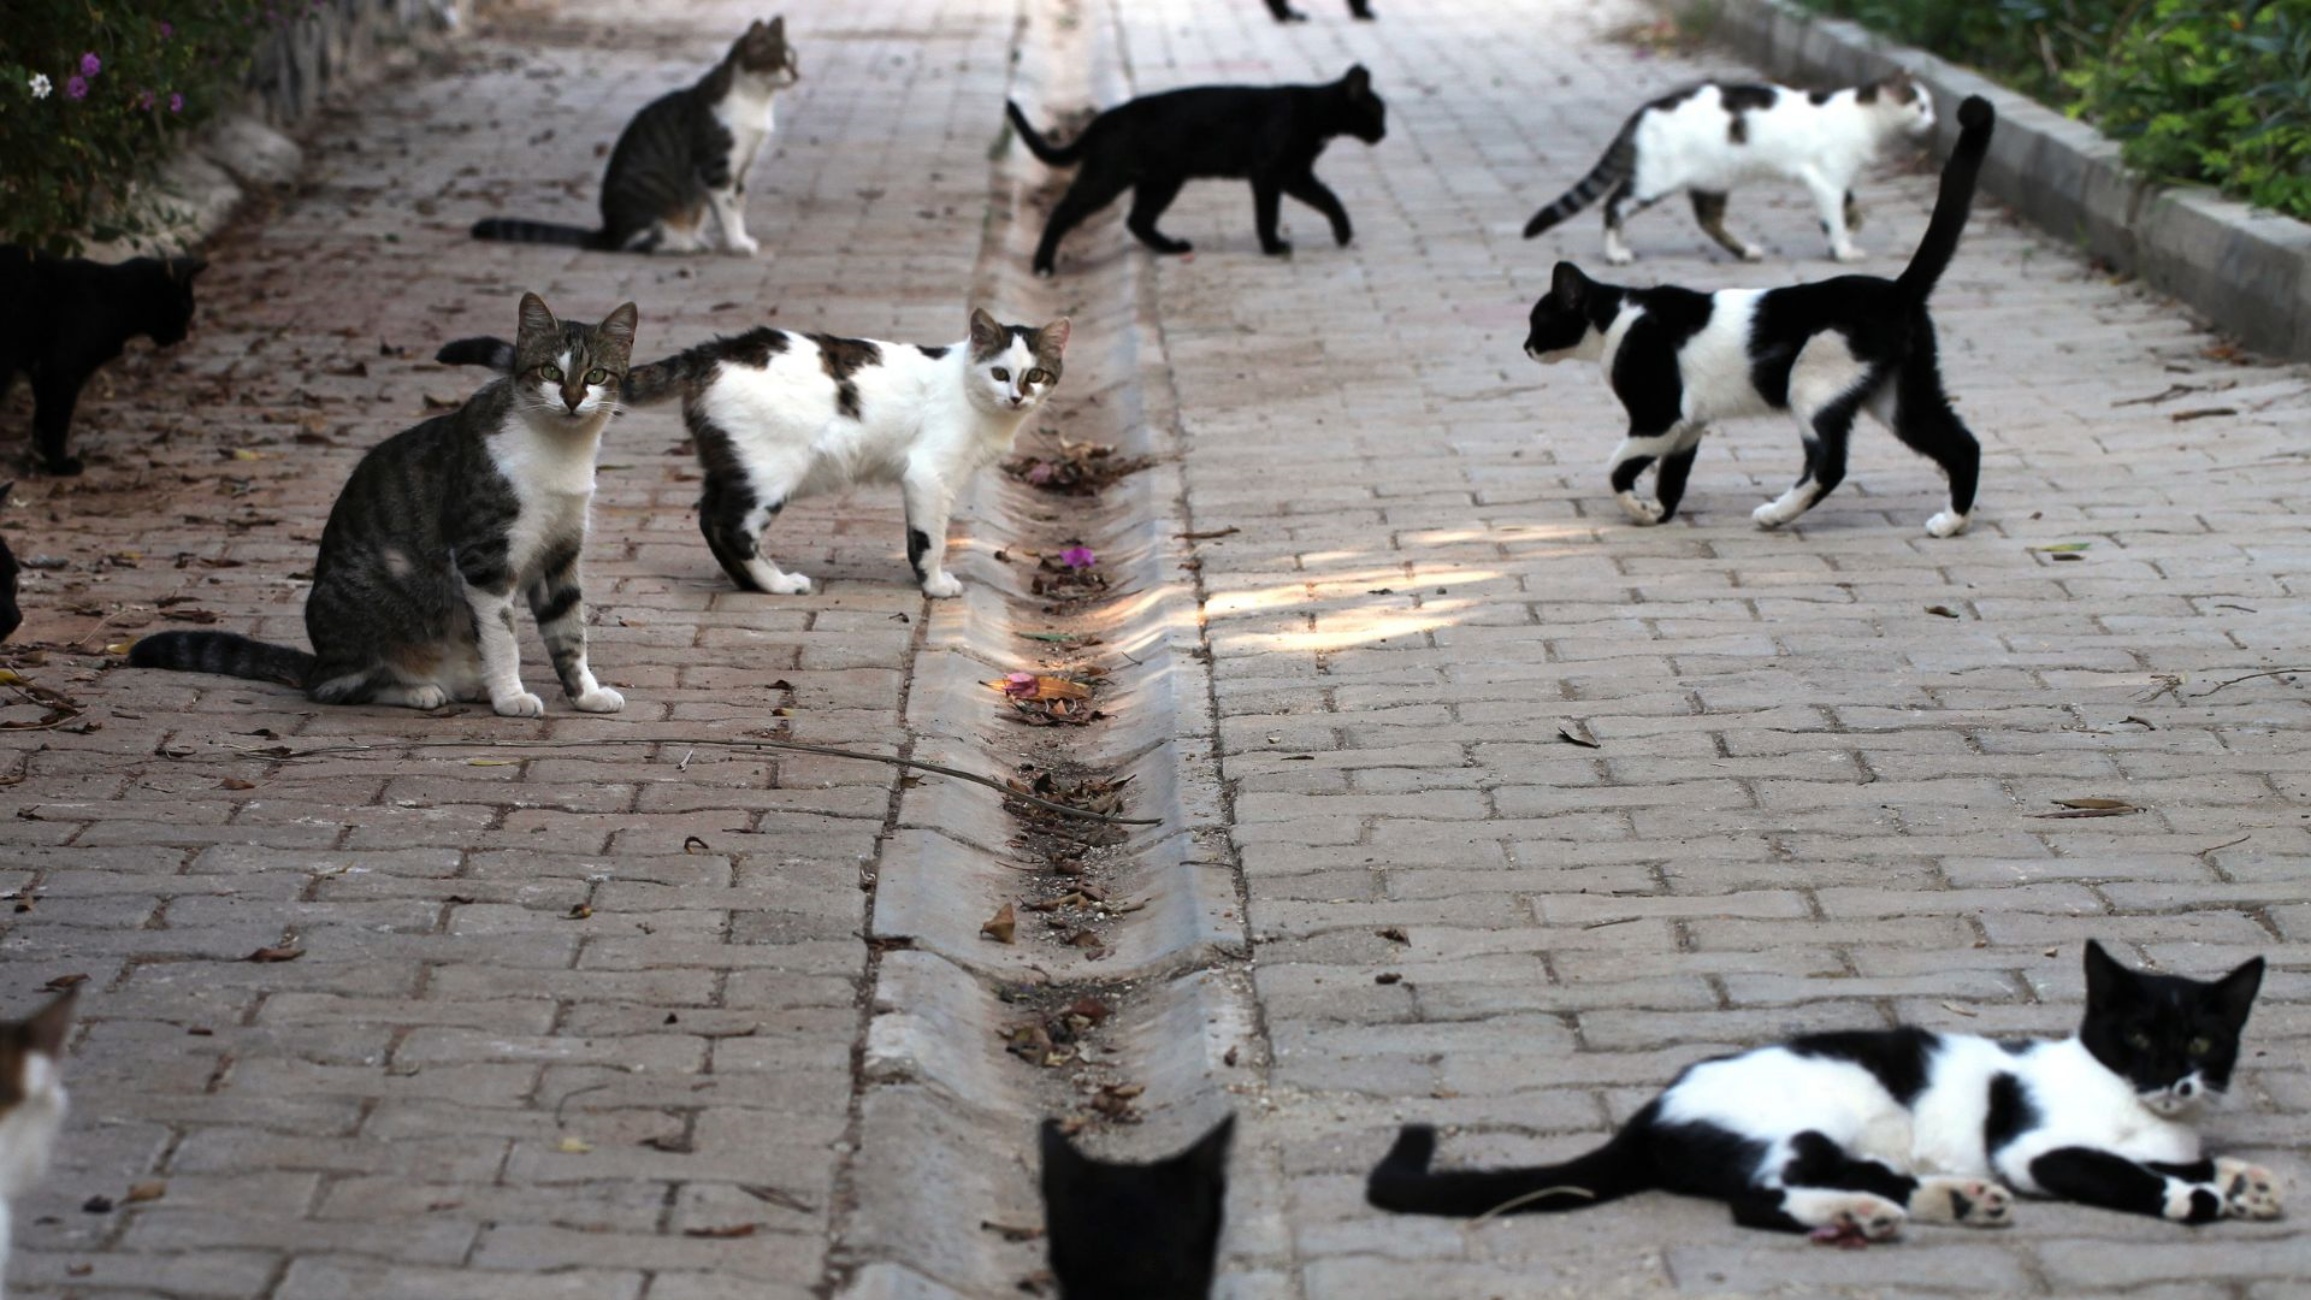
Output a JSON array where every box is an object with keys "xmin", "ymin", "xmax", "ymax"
[
  {"xmin": 1343, "ymin": 64, "xmax": 1372, "ymax": 99},
  {"xmin": 969, "ymin": 308, "xmax": 1005, "ymax": 355},
  {"xmin": 2210, "ymin": 955, "xmax": 2266, "ymax": 1030},
  {"xmin": 1175, "ymin": 1113, "xmax": 1234, "ymax": 1183},
  {"xmin": 2081, "ymin": 939, "xmax": 2137, "ymax": 1009},
  {"xmin": 599, "ymin": 302, "xmax": 640, "ymax": 348},
  {"xmin": 1040, "ymin": 1118, "xmax": 1087, "ymax": 1184},
  {"xmin": 172, "ymin": 257, "xmax": 207, "ymax": 282},
  {"xmin": 1036, "ymin": 317, "xmax": 1071, "ymax": 358},
  {"xmin": 1550, "ymin": 261, "xmax": 1590, "ymax": 307},
  {"xmin": 23, "ymin": 988, "xmax": 76, "ymax": 1059},
  {"xmin": 767, "ymin": 15, "xmax": 785, "ymax": 39},
  {"xmin": 518, "ymin": 293, "xmax": 558, "ymax": 339}
]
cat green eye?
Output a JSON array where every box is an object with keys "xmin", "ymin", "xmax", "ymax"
[
  {"xmin": 2127, "ymin": 1030, "xmax": 2153, "ymax": 1050},
  {"xmin": 2188, "ymin": 1036, "xmax": 2212, "ymax": 1056},
  {"xmin": 992, "ymin": 367, "xmax": 1010, "ymax": 382},
  {"xmin": 585, "ymin": 368, "xmax": 610, "ymax": 385},
  {"xmin": 538, "ymin": 364, "xmax": 564, "ymax": 382},
  {"xmin": 1025, "ymin": 369, "xmax": 1049, "ymax": 385}
]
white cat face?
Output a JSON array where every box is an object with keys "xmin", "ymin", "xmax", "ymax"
[
  {"xmin": 521, "ymin": 349, "xmax": 621, "ymax": 423},
  {"xmin": 964, "ymin": 310, "xmax": 1069, "ymax": 416}
]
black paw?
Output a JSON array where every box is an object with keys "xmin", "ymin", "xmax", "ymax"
[
  {"xmin": 31, "ymin": 452, "xmax": 83, "ymax": 477},
  {"xmin": 1273, "ymin": 7, "xmax": 1309, "ymax": 21},
  {"xmin": 1261, "ymin": 239, "xmax": 1294, "ymax": 256},
  {"xmin": 1033, "ymin": 260, "xmax": 1056, "ymax": 278}
]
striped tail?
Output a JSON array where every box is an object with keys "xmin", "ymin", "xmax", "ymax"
[
  {"xmin": 1006, "ymin": 101, "xmax": 1087, "ymax": 168},
  {"xmin": 1895, "ymin": 95, "xmax": 1995, "ymax": 303},
  {"xmin": 470, "ymin": 217, "xmax": 613, "ymax": 249},
  {"xmin": 128, "ymin": 631, "xmax": 313, "ymax": 688},
  {"xmin": 1366, "ymin": 1124, "xmax": 1651, "ymax": 1218},
  {"xmin": 1523, "ymin": 129, "xmax": 1636, "ymax": 239}
]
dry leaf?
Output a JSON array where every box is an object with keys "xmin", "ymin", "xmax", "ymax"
[
  {"xmin": 1375, "ymin": 972, "xmax": 1403, "ymax": 985},
  {"xmin": 2054, "ymin": 797, "xmax": 2134, "ymax": 810},
  {"xmin": 683, "ymin": 835, "xmax": 711, "ymax": 855},
  {"xmin": 467, "ymin": 758, "xmax": 516, "ymax": 767},
  {"xmin": 981, "ymin": 904, "xmax": 1017, "ymax": 944},
  {"xmin": 738, "ymin": 1184, "xmax": 816, "ymax": 1213},
  {"xmin": 982, "ymin": 1219, "xmax": 1045, "ymax": 1242},
  {"xmin": 555, "ymin": 1136, "xmax": 592, "ymax": 1154},
  {"xmin": 124, "ymin": 1180, "xmax": 166, "ymax": 1204},
  {"xmin": 682, "ymin": 1222, "xmax": 761, "ymax": 1239},
  {"xmin": 41, "ymin": 973, "xmax": 89, "ymax": 993},
  {"xmin": 1925, "ymin": 605, "xmax": 1960, "ymax": 619},
  {"xmin": 1376, "ymin": 927, "xmax": 1410, "ymax": 945},
  {"xmin": 219, "ymin": 778, "xmax": 256, "ymax": 791},
  {"xmin": 1939, "ymin": 1001, "xmax": 1978, "ymax": 1018},
  {"xmin": 566, "ymin": 903, "xmax": 594, "ymax": 920},
  {"xmin": 1558, "ymin": 720, "xmax": 1600, "ymax": 749},
  {"xmin": 245, "ymin": 945, "xmax": 303, "ymax": 963}
]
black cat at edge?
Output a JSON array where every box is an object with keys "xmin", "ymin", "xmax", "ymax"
[
  {"xmin": 0, "ymin": 244, "xmax": 205, "ymax": 475},
  {"xmin": 1043, "ymin": 1115, "xmax": 1232, "ymax": 1299},
  {"xmin": 1006, "ymin": 66, "xmax": 1386, "ymax": 276},
  {"xmin": 1265, "ymin": 0, "xmax": 1375, "ymax": 20},
  {"xmin": 1369, "ymin": 941, "xmax": 2281, "ymax": 1241}
]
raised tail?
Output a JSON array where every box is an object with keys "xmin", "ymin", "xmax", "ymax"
[
  {"xmin": 1895, "ymin": 95, "xmax": 1995, "ymax": 302},
  {"xmin": 1006, "ymin": 101, "xmax": 1087, "ymax": 167},
  {"xmin": 1524, "ymin": 127, "xmax": 1636, "ymax": 239},
  {"xmin": 470, "ymin": 217, "xmax": 613, "ymax": 249},
  {"xmin": 1365, "ymin": 1124, "xmax": 1651, "ymax": 1218},
  {"xmin": 437, "ymin": 335, "xmax": 693, "ymax": 407},
  {"xmin": 128, "ymin": 631, "xmax": 313, "ymax": 689}
]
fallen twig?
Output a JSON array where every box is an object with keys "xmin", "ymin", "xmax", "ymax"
[{"xmin": 2191, "ymin": 667, "xmax": 2311, "ymax": 698}]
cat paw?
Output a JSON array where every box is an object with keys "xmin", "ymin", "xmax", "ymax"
[
  {"xmin": 402, "ymin": 684, "xmax": 450, "ymax": 711},
  {"xmin": 1794, "ymin": 1191, "xmax": 1906, "ymax": 1243},
  {"xmin": 1615, "ymin": 491, "xmax": 1665, "ymax": 525},
  {"xmin": 1603, "ymin": 246, "xmax": 1636, "ymax": 267},
  {"xmin": 1925, "ymin": 510, "xmax": 1970, "ymax": 538},
  {"xmin": 1261, "ymin": 239, "xmax": 1294, "ymax": 257},
  {"xmin": 570, "ymin": 687, "xmax": 625, "ymax": 714},
  {"xmin": 722, "ymin": 234, "xmax": 760, "ymax": 257},
  {"xmin": 1910, "ymin": 1177, "xmax": 2014, "ymax": 1228},
  {"xmin": 32, "ymin": 452, "xmax": 84, "ymax": 477},
  {"xmin": 920, "ymin": 572, "xmax": 964, "ymax": 599},
  {"xmin": 1830, "ymin": 244, "xmax": 1868, "ymax": 263},
  {"xmin": 2216, "ymin": 1158, "xmax": 2284, "ymax": 1220},
  {"xmin": 491, "ymin": 690, "xmax": 546, "ymax": 719},
  {"xmin": 766, "ymin": 572, "xmax": 813, "ymax": 595},
  {"xmin": 1737, "ymin": 245, "xmax": 1765, "ymax": 262}
]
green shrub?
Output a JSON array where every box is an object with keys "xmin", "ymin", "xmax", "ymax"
[
  {"xmin": 1799, "ymin": 0, "xmax": 2311, "ymax": 220},
  {"xmin": 0, "ymin": 0, "xmax": 270, "ymax": 254}
]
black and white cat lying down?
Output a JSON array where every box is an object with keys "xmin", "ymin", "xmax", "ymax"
[
  {"xmin": 1369, "ymin": 941, "xmax": 2281, "ymax": 1241},
  {"xmin": 1524, "ymin": 95, "xmax": 1997, "ymax": 538}
]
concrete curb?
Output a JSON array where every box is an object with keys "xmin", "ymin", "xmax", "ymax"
[{"xmin": 1692, "ymin": 0, "xmax": 2311, "ymax": 360}]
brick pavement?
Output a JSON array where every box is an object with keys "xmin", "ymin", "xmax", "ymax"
[
  {"xmin": 1122, "ymin": 0, "xmax": 2311, "ymax": 1294},
  {"xmin": 0, "ymin": 0, "xmax": 1022, "ymax": 1294}
]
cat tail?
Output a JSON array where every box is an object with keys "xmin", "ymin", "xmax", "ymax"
[
  {"xmin": 1523, "ymin": 125, "xmax": 1636, "ymax": 239},
  {"xmin": 1895, "ymin": 95, "xmax": 1995, "ymax": 303},
  {"xmin": 1005, "ymin": 101, "xmax": 1087, "ymax": 168},
  {"xmin": 128, "ymin": 631, "xmax": 313, "ymax": 689},
  {"xmin": 1366, "ymin": 1124, "xmax": 1651, "ymax": 1218},
  {"xmin": 469, "ymin": 217, "xmax": 615, "ymax": 249},
  {"xmin": 435, "ymin": 337, "xmax": 516, "ymax": 371}
]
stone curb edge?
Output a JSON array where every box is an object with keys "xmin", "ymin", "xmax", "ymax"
[{"xmin": 1688, "ymin": 0, "xmax": 2311, "ymax": 361}]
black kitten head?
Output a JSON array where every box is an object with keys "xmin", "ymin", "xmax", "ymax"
[
  {"xmin": 1333, "ymin": 65, "xmax": 1386, "ymax": 144},
  {"xmin": 2078, "ymin": 939, "xmax": 2264, "ymax": 1117},
  {"xmin": 133, "ymin": 256, "xmax": 205, "ymax": 349},
  {"xmin": 1525, "ymin": 262, "xmax": 1613, "ymax": 364},
  {"xmin": 1042, "ymin": 1114, "xmax": 1233, "ymax": 1300}
]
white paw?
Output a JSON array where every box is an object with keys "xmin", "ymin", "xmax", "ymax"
[
  {"xmin": 920, "ymin": 572, "xmax": 964, "ymax": 599},
  {"xmin": 768, "ymin": 571, "xmax": 813, "ymax": 595},
  {"xmin": 1615, "ymin": 491, "xmax": 1664, "ymax": 525},
  {"xmin": 1604, "ymin": 247, "xmax": 1635, "ymax": 267},
  {"xmin": 1925, "ymin": 510, "xmax": 1969, "ymax": 538},
  {"xmin": 571, "ymin": 687, "xmax": 625, "ymax": 714},
  {"xmin": 2216, "ymin": 1158, "xmax": 2284, "ymax": 1220},
  {"xmin": 403, "ymin": 685, "xmax": 449, "ymax": 711},
  {"xmin": 1738, "ymin": 245, "xmax": 1765, "ymax": 262},
  {"xmin": 1795, "ymin": 1191, "xmax": 1906, "ymax": 1242},
  {"xmin": 1752, "ymin": 500, "xmax": 1797, "ymax": 529},
  {"xmin": 724, "ymin": 233, "xmax": 760, "ymax": 257},
  {"xmin": 491, "ymin": 691, "xmax": 547, "ymax": 719},
  {"xmin": 1910, "ymin": 1177, "xmax": 2013, "ymax": 1227},
  {"xmin": 1831, "ymin": 244, "xmax": 1868, "ymax": 263}
]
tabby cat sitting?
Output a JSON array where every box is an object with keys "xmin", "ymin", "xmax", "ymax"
[
  {"xmin": 1371, "ymin": 942, "xmax": 2281, "ymax": 1239},
  {"xmin": 0, "ymin": 244, "xmax": 205, "ymax": 475},
  {"xmin": 1007, "ymin": 66, "xmax": 1386, "ymax": 276},
  {"xmin": 472, "ymin": 18, "xmax": 798, "ymax": 255},
  {"xmin": 131, "ymin": 294, "xmax": 636, "ymax": 716},
  {"xmin": 439, "ymin": 307, "xmax": 1068, "ymax": 599}
]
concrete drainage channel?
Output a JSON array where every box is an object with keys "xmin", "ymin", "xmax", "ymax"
[{"xmin": 826, "ymin": 0, "xmax": 1268, "ymax": 1296}]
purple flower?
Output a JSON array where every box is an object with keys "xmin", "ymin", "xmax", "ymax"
[
  {"xmin": 64, "ymin": 75, "xmax": 88, "ymax": 100},
  {"xmin": 169, "ymin": 92, "xmax": 183, "ymax": 112},
  {"xmin": 80, "ymin": 52, "xmax": 101, "ymax": 77},
  {"xmin": 160, "ymin": 21, "xmax": 174, "ymax": 38},
  {"xmin": 1058, "ymin": 546, "xmax": 1096, "ymax": 569},
  {"xmin": 136, "ymin": 89, "xmax": 155, "ymax": 110}
]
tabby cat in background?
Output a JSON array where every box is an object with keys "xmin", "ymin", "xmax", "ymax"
[
  {"xmin": 0, "ymin": 990, "xmax": 76, "ymax": 1300},
  {"xmin": 1372, "ymin": 942, "xmax": 2281, "ymax": 1238},
  {"xmin": 1044, "ymin": 1115, "xmax": 1232, "ymax": 1299},
  {"xmin": 0, "ymin": 244, "xmax": 205, "ymax": 475},
  {"xmin": 132, "ymin": 294, "xmax": 637, "ymax": 717},
  {"xmin": 1524, "ymin": 96, "xmax": 1996, "ymax": 538},
  {"xmin": 472, "ymin": 18, "xmax": 798, "ymax": 255},
  {"xmin": 1007, "ymin": 66, "xmax": 1386, "ymax": 276},
  {"xmin": 438, "ymin": 307, "xmax": 1069, "ymax": 599},
  {"xmin": 1525, "ymin": 74, "xmax": 1936, "ymax": 265}
]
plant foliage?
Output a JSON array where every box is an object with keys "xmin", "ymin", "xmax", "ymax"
[{"xmin": 1798, "ymin": 0, "xmax": 2311, "ymax": 219}]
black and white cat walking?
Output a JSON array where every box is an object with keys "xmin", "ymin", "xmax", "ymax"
[
  {"xmin": 1370, "ymin": 941, "xmax": 2282, "ymax": 1239},
  {"xmin": 1524, "ymin": 95, "xmax": 1997, "ymax": 537}
]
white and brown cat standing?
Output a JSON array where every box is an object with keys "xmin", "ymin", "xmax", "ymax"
[
  {"xmin": 472, "ymin": 18, "xmax": 799, "ymax": 255},
  {"xmin": 1525, "ymin": 73, "xmax": 1936, "ymax": 265},
  {"xmin": 0, "ymin": 992, "xmax": 75, "ymax": 1299}
]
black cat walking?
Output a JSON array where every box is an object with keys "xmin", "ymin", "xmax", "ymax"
[
  {"xmin": 0, "ymin": 245, "xmax": 205, "ymax": 475},
  {"xmin": 1007, "ymin": 66, "xmax": 1386, "ymax": 276}
]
